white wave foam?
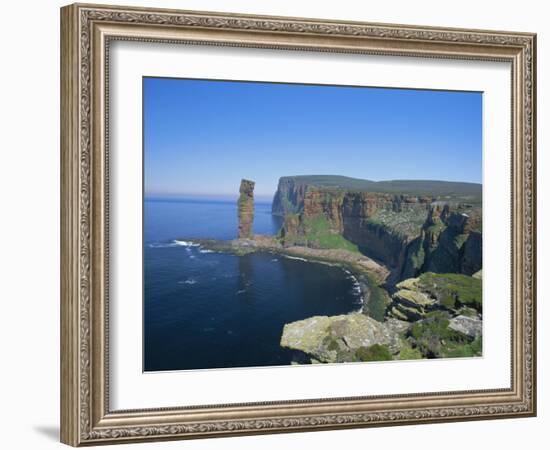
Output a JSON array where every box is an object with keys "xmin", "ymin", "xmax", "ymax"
[
  {"xmin": 282, "ymin": 255, "xmax": 308, "ymax": 262},
  {"xmin": 148, "ymin": 242, "xmax": 176, "ymax": 248},
  {"xmin": 280, "ymin": 253, "xmax": 344, "ymax": 268},
  {"xmin": 199, "ymin": 249, "xmax": 214, "ymax": 254},
  {"xmin": 173, "ymin": 240, "xmax": 200, "ymax": 247},
  {"xmin": 148, "ymin": 240, "xmax": 202, "ymax": 249},
  {"xmin": 345, "ymin": 271, "xmax": 364, "ymax": 310},
  {"xmin": 178, "ymin": 278, "xmax": 197, "ymax": 285}
]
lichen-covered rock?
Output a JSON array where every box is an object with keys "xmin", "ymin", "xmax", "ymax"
[
  {"xmin": 449, "ymin": 315, "xmax": 482, "ymax": 339},
  {"xmin": 390, "ymin": 302, "xmax": 424, "ymax": 322},
  {"xmin": 389, "ymin": 305, "xmax": 409, "ymax": 321},
  {"xmin": 395, "ymin": 277, "xmax": 420, "ymax": 291},
  {"xmin": 394, "ymin": 288, "xmax": 434, "ymax": 307},
  {"xmin": 384, "ymin": 318, "xmax": 412, "ymax": 336},
  {"xmin": 280, "ymin": 313, "xmax": 402, "ymax": 363},
  {"xmin": 280, "ymin": 316, "xmax": 332, "ymax": 359},
  {"xmin": 238, "ymin": 179, "xmax": 255, "ymax": 239},
  {"xmin": 388, "ymin": 272, "xmax": 482, "ymax": 321}
]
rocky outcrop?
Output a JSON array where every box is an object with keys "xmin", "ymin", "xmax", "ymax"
[
  {"xmin": 280, "ymin": 307, "xmax": 482, "ymax": 362},
  {"xmin": 388, "ymin": 272, "xmax": 482, "ymax": 321},
  {"xmin": 280, "ymin": 313, "xmax": 408, "ymax": 363},
  {"xmin": 238, "ymin": 179, "xmax": 255, "ymax": 239},
  {"xmin": 449, "ymin": 315, "xmax": 482, "ymax": 339},
  {"xmin": 406, "ymin": 204, "xmax": 483, "ymax": 278},
  {"xmin": 274, "ymin": 177, "xmax": 482, "ymax": 282}
]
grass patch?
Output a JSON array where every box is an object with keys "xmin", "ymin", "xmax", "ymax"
[
  {"xmin": 361, "ymin": 270, "xmax": 391, "ymax": 322},
  {"xmin": 302, "ymin": 215, "xmax": 360, "ymax": 253},
  {"xmin": 442, "ymin": 336, "xmax": 482, "ymax": 358},
  {"xmin": 440, "ymin": 293, "xmax": 457, "ymax": 310},
  {"xmin": 408, "ymin": 311, "xmax": 472, "ymax": 358},
  {"xmin": 398, "ymin": 339, "xmax": 423, "ymax": 360},
  {"xmin": 418, "ymin": 272, "xmax": 482, "ymax": 312},
  {"xmin": 355, "ymin": 344, "xmax": 393, "ymax": 362}
]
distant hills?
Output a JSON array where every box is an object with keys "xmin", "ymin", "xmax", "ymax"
[{"xmin": 277, "ymin": 175, "xmax": 482, "ymax": 203}]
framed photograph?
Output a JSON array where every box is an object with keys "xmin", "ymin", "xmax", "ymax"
[{"xmin": 60, "ymin": 3, "xmax": 537, "ymax": 446}]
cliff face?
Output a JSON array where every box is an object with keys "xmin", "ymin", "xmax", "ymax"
[
  {"xmin": 340, "ymin": 192, "xmax": 432, "ymax": 271},
  {"xmin": 238, "ymin": 179, "xmax": 255, "ymax": 239},
  {"xmin": 272, "ymin": 177, "xmax": 309, "ymax": 216},
  {"xmin": 274, "ymin": 178, "xmax": 482, "ymax": 283}
]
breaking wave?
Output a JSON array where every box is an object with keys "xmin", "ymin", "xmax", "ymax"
[{"xmin": 173, "ymin": 240, "xmax": 200, "ymax": 247}]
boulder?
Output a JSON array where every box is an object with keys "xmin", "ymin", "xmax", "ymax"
[
  {"xmin": 280, "ymin": 316, "xmax": 332, "ymax": 358},
  {"xmin": 388, "ymin": 280, "xmax": 435, "ymax": 321},
  {"xmin": 448, "ymin": 315, "xmax": 482, "ymax": 339},
  {"xmin": 393, "ymin": 288, "xmax": 434, "ymax": 307},
  {"xmin": 280, "ymin": 313, "xmax": 401, "ymax": 363}
]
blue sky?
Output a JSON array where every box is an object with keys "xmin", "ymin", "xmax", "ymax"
[{"xmin": 144, "ymin": 77, "xmax": 482, "ymax": 200}]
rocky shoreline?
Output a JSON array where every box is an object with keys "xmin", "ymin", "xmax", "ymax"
[
  {"xmin": 279, "ymin": 273, "xmax": 482, "ymax": 363},
  {"xmin": 193, "ymin": 235, "xmax": 391, "ymax": 318},
  {"xmin": 187, "ymin": 234, "xmax": 482, "ymax": 363}
]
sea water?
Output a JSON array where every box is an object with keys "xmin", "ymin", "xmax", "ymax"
[{"xmin": 144, "ymin": 198, "xmax": 363, "ymax": 371}]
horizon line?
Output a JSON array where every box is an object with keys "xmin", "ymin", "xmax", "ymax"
[{"xmin": 145, "ymin": 176, "xmax": 482, "ymax": 199}]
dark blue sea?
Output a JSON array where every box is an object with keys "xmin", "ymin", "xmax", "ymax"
[{"xmin": 144, "ymin": 198, "xmax": 363, "ymax": 371}]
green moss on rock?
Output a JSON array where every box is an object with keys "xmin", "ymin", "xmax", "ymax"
[
  {"xmin": 418, "ymin": 272, "xmax": 482, "ymax": 312},
  {"xmin": 355, "ymin": 344, "xmax": 393, "ymax": 362},
  {"xmin": 398, "ymin": 339, "xmax": 423, "ymax": 360},
  {"xmin": 441, "ymin": 336, "xmax": 482, "ymax": 358},
  {"xmin": 408, "ymin": 311, "xmax": 480, "ymax": 358}
]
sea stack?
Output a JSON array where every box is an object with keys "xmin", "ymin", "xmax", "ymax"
[{"xmin": 238, "ymin": 179, "xmax": 255, "ymax": 239}]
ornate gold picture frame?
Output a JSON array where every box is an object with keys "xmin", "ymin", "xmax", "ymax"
[{"xmin": 60, "ymin": 3, "xmax": 536, "ymax": 446}]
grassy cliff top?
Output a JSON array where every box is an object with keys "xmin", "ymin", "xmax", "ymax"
[{"xmin": 279, "ymin": 175, "xmax": 482, "ymax": 204}]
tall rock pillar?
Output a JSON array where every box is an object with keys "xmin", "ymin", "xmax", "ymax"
[{"xmin": 238, "ymin": 179, "xmax": 255, "ymax": 239}]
